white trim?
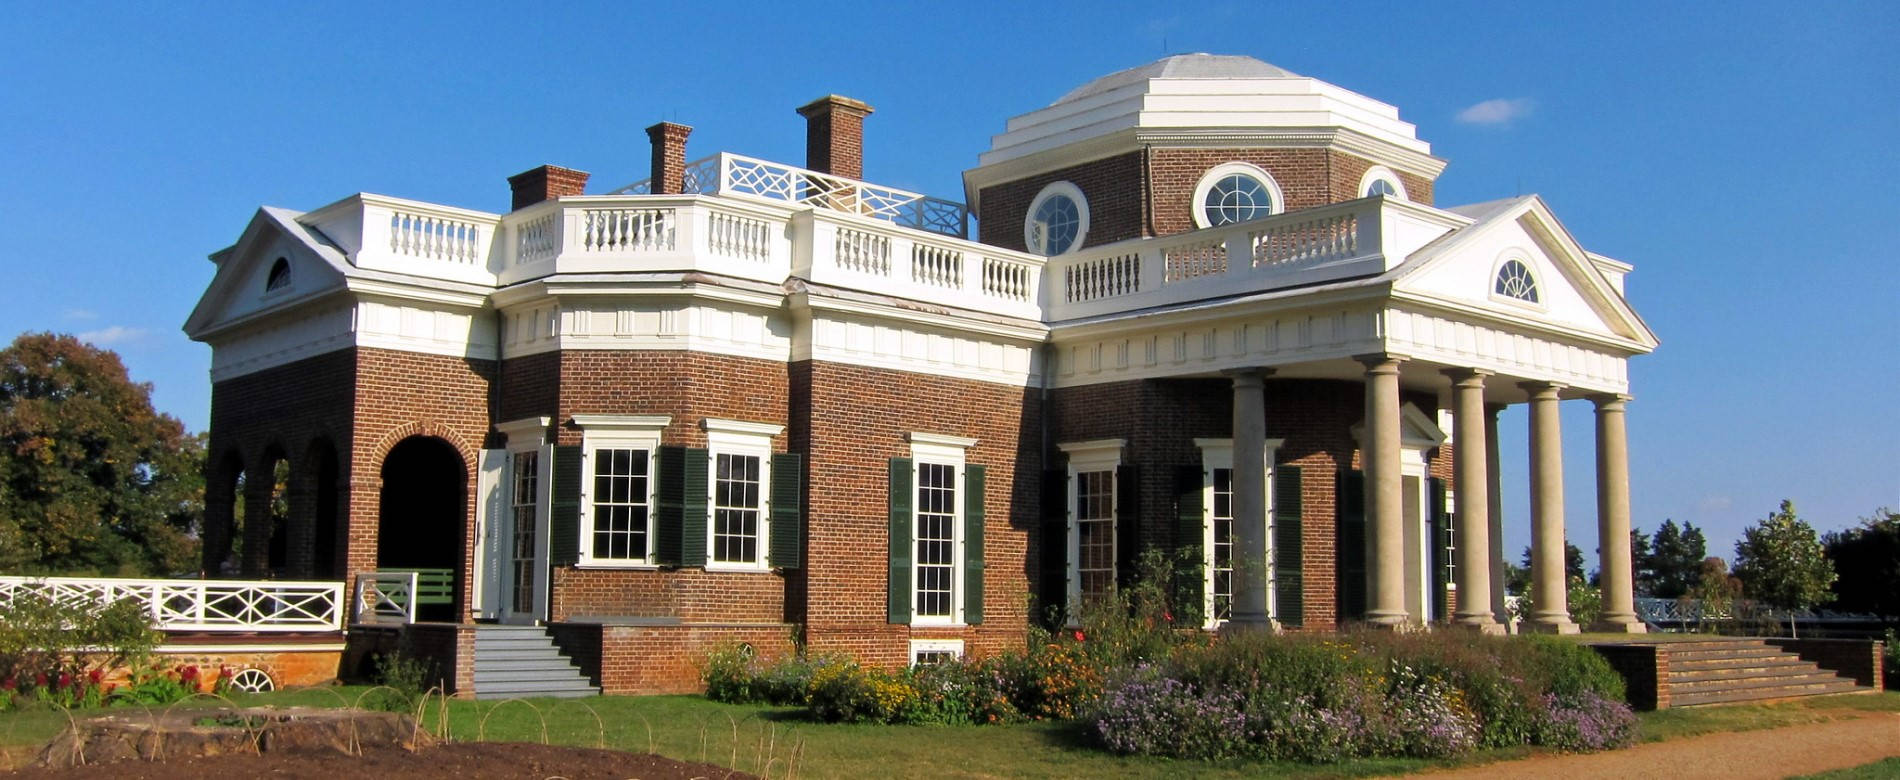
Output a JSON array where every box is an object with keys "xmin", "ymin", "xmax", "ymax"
[
  {"xmin": 908, "ymin": 638, "xmax": 965, "ymax": 665},
  {"xmin": 1190, "ymin": 162, "xmax": 1285, "ymax": 229},
  {"xmin": 575, "ymin": 416, "xmax": 668, "ymax": 568},
  {"xmin": 1194, "ymin": 438, "xmax": 1283, "ymax": 629},
  {"xmin": 1059, "ymin": 439, "xmax": 1125, "ymax": 618},
  {"xmin": 571, "ymin": 414, "xmax": 672, "ymax": 431},
  {"xmin": 703, "ymin": 420, "xmax": 777, "ymax": 572},
  {"xmin": 496, "ymin": 416, "xmax": 553, "ymax": 445},
  {"xmin": 907, "ymin": 448, "xmax": 968, "ymax": 626},
  {"xmin": 1357, "ymin": 165, "xmax": 1409, "ymax": 201},
  {"xmin": 1024, "ymin": 181, "xmax": 1090, "ymax": 255},
  {"xmin": 908, "ymin": 432, "xmax": 979, "ymax": 452},
  {"xmin": 154, "ymin": 643, "xmax": 346, "ymax": 654}
]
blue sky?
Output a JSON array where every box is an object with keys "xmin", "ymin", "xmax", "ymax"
[{"xmin": 1, "ymin": 2, "xmax": 1894, "ymax": 569}]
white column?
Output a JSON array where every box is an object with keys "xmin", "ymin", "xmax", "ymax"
[
  {"xmin": 1485, "ymin": 403, "xmax": 1508, "ymax": 627},
  {"xmin": 1359, "ymin": 354, "xmax": 1408, "ymax": 628},
  {"xmin": 1225, "ymin": 367, "xmax": 1274, "ymax": 629},
  {"xmin": 1592, "ymin": 394, "xmax": 1645, "ymax": 633},
  {"xmin": 1446, "ymin": 369, "xmax": 1503, "ymax": 633},
  {"xmin": 1522, "ymin": 381, "xmax": 1578, "ymax": 634}
]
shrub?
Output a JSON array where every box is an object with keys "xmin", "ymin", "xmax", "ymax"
[
  {"xmin": 807, "ymin": 662, "xmax": 915, "ymax": 723},
  {"xmin": 1091, "ymin": 666, "xmax": 1247, "ymax": 760},
  {"xmin": 701, "ymin": 643, "xmax": 757, "ymax": 704},
  {"xmin": 107, "ymin": 663, "xmax": 211, "ymax": 707},
  {"xmin": 1011, "ymin": 641, "xmax": 1103, "ymax": 720},
  {"xmin": 903, "ymin": 657, "xmax": 1022, "ymax": 725},
  {"xmin": 0, "ymin": 591, "xmax": 159, "ymax": 711},
  {"xmin": 1535, "ymin": 690, "xmax": 1638, "ymax": 751},
  {"xmin": 361, "ymin": 650, "xmax": 434, "ymax": 712}
]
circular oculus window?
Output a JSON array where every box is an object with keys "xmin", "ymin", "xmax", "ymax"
[
  {"xmin": 1191, "ymin": 163, "xmax": 1283, "ymax": 228},
  {"xmin": 1358, "ymin": 165, "xmax": 1409, "ymax": 200},
  {"xmin": 1024, "ymin": 181, "xmax": 1089, "ymax": 255}
]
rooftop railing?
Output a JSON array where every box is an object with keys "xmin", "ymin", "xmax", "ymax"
[{"xmin": 611, "ymin": 152, "xmax": 969, "ymax": 238}]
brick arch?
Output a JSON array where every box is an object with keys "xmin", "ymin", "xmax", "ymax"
[{"xmin": 367, "ymin": 420, "xmax": 479, "ymax": 482}]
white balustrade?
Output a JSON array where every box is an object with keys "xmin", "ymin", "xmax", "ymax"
[
  {"xmin": 707, "ymin": 210, "xmax": 772, "ymax": 262},
  {"xmin": 390, "ymin": 210, "xmax": 483, "ymax": 264},
  {"xmin": 582, "ymin": 207, "xmax": 675, "ymax": 253},
  {"xmin": 610, "ymin": 152, "xmax": 969, "ymax": 238},
  {"xmin": 981, "ymin": 257, "xmax": 1035, "ymax": 303},
  {"xmin": 0, "ymin": 576, "xmax": 345, "ymax": 633},
  {"xmin": 834, "ymin": 226, "xmax": 892, "ymax": 276},
  {"xmin": 515, "ymin": 210, "xmax": 559, "ymax": 266},
  {"xmin": 351, "ymin": 571, "xmax": 419, "ymax": 625},
  {"xmin": 1044, "ymin": 197, "xmax": 1460, "ymax": 321},
  {"xmin": 910, "ymin": 243, "xmax": 963, "ymax": 289}
]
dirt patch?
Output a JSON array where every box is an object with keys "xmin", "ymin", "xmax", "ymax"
[{"xmin": 2, "ymin": 741, "xmax": 754, "ymax": 780}]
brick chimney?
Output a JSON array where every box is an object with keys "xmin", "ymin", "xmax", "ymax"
[
  {"xmin": 796, "ymin": 95, "xmax": 873, "ymax": 180},
  {"xmin": 645, "ymin": 122, "xmax": 693, "ymax": 195},
  {"xmin": 506, "ymin": 165, "xmax": 590, "ymax": 211}
]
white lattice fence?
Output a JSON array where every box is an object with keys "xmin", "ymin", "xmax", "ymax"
[{"xmin": 0, "ymin": 576, "xmax": 345, "ymax": 632}]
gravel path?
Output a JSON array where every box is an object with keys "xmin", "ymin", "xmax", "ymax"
[{"xmin": 1412, "ymin": 711, "xmax": 1900, "ymax": 779}]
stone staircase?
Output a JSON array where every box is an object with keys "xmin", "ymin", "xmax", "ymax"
[
  {"xmin": 1664, "ymin": 638, "xmax": 1867, "ymax": 707},
  {"xmin": 471, "ymin": 625, "xmax": 597, "ymax": 700}
]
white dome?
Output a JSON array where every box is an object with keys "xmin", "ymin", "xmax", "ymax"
[{"xmin": 1053, "ymin": 54, "xmax": 1299, "ymax": 106}]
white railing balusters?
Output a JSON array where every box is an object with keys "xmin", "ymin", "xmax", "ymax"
[
  {"xmin": 609, "ymin": 152, "xmax": 969, "ymax": 238},
  {"xmin": 910, "ymin": 243, "xmax": 963, "ymax": 288},
  {"xmin": 0, "ymin": 576, "xmax": 345, "ymax": 632},
  {"xmin": 834, "ymin": 226, "xmax": 891, "ymax": 276}
]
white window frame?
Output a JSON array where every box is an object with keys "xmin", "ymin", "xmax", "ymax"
[
  {"xmin": 574, "ymin": 414, "xmax": 670, "ymax": 569},
  {"xmin": 1024, "ymin": 180, "xmax": 1090, "ymax": 255},
  {"xmin": 1191, "ymin": 162, "xmax": 1284, "ymax": 229},
  {"xmin": 1489, "ymin": 250, "xmax": 1546, "ymax": 309},
  {"xmin": 702, "ymin": 418, "xmax": 783, "ymax": 572},
  {"xmin": 908, "ymin": 638, "xmax": 965, "ymax": 667},
  {"xmin": 1194, "ymin": 437, "xmax": 1283, "ymax": 630},
  {"xmin": 1357, "ymin": 165, "xmax": 1409, "ymax": 201},
  {"xmin": 907, "ymin": 432, "xmax": 975, "ymax": 626},
  {"xmin": 496, "ymin": 417, "xmax": 553, "ymax": 621},
  {"xmin": 1059, "ymin": 439, "xmax": 1124, "ymax": 617}
]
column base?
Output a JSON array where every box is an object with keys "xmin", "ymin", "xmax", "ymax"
[
  {"xmin": 1453, "ymin": 616, "xmax": 1507, "ymax": 635},
  {"xmin": 1521, "ymin": 619, "xmax": 1581, "ymax": 635},
  {"xmin": 1589, "ymin": 618, "xmax": 1647, "ymax": 634},
  {"xmin": 1364, "ymin": 611, "xmax": 1414, "ymax": 631},
  {"xmin": 1219, "ymin": 618, "xmax": 1281, "ymax": 636}
]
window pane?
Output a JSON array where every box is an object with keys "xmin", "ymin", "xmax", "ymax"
[
  {"xmin": 712, "ymin": 453, "xmax": 763, "ymax": 564},
  {"xmin": 591, "ymin": 448, "xmax": 649, "ymax": 561},
  {"xmin": 914, "ymin": 462, "xmax": 958, "ymax": 617}
]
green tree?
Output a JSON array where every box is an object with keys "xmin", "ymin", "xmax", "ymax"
[
  {"xmin": 1732, "ymin": 500, "xmax": 1836, "ymax": 637},
  {"xmin": 1688, "ymin": 556, "xmax": 1742, "ymax": 632},
  {"xmin": 1627, "ymin": 527, "xmax": 1655, "ymax": 595},
  {"xmin": 1649, "ymin": 519, "xmax": 1707, "ymax": 599},
  {"xmin": 1517, "ymin": 542, "xmax": 1585, "ymax": 585},
  {"xmin": 1823, "ymin": 508, "xmax": 1900, "ymax": 618},
  {"xmin": 0, "ymin": 333, "xmax": 202, "ymax": 575}
]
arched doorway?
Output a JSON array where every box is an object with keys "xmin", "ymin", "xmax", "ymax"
[
  {"xmin": 205, "ymin": 451, "xmax": 244, "ymax": 576},
  {"xmin": 378, "ymin": 436, "xmax": 466, "ymax": 621}
]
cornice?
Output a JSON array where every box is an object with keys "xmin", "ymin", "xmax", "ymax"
[{"xmin": 789, "ymin": 290, "xmax": 1048, "ymax": 344}]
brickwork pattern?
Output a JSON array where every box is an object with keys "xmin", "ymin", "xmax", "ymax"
[
  {"xmin": 792, "ymin": 360, "xmax": 1039, "ymax": 668},
  {"xmin": 1764, "ymin": 638, "xmax": 1887, "ymax": 690},
  {"xmin": 977, "ymin": 148, "xmax": 1436, "ymax": 251},
  {"xmin": 797, "ymin": 96, "xmax": 872, "ymax": 180},
  {"xmin": 1590, "ymin": 643, "xmax": 1665, "ymax": 710},
  {"xmin": 646, "ymin": 122, "xmax": 692, "ymax": 195},
  {"xmin": 550, "ymin": 622, "xmax": 796, "ymax": 695},
  {"xmin": 1049, "ymin": 377, "xmax": 1447, "ymax": 630},
  {"xmin": 507, "ymin": 165, "xmax": 590, "ymax": 211}
]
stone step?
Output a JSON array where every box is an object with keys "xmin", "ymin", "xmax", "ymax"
[
  {"xmin": 474, "ymin": 646, "xmax": 569, "ymax": 661},
  {"xmin": 1667, "ymin": 645, "xmax": 1784, "ymax": 663},
  {"xmin": 473, "ymin": 685, "xmax": 598, "ymax": 701},
  {"xmin": 471, "ymin": 678, "xmax": 599, "ymax": 699},
  {"xmin": 1670, "ymin": 671, "xmax": 1848, "ymax": 693},
  {"xmin": 1670, "ymin": 679, "xmax": 1864, "ymax": 707},
  {"xmin": 474, "ymin": 667, "xmax": 591, "ymax": 684},
  {"xmin": 1668, "ymin": 657, "xmax": 1814, "ymax": 677},
  {"xmin": 474, "ymin": 638, "xmax": 566, "ymax": 652}
]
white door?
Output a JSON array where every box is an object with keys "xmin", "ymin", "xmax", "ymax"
[{"xmin": 501, "ymin": 449, "xmax": 550, "ymax": 624}]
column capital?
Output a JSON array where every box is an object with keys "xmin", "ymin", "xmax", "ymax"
[
  {"xmin": 1518, "ymin": 380, "xmax": 1567, "ymax": 398},
  {"xmin": 1221, "ymin": 366, "xmax": 1276, "ymax": 386},
  {"xmin": 1442, "ymin": 367, "xmax": 1493, "ymax": 385},
  {"xmin": 1591, "ymin": 393, "xmax": 1634, "ymax": 411},
  {"xmin": 1353, "ymin": 352, "xmax": 1405, "ymax": 373}
]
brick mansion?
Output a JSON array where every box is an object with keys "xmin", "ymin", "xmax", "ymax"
[{"xmin": 184, "ymin": 54, "xmax": 1659, "ymax": 696}]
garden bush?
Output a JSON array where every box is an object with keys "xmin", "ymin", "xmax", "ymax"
[
  {"xmin": 0, "ymin": 590, "xmax": 161, "ymax": 711},
  {"xmin": 1535, "ymin": 690, "xmax": 1638, "ymax": 751}
]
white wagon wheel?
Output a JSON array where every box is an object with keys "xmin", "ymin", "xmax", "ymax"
[{"xmin": 229, "ymin": 667, "xmax": 274, "ymax": 693}]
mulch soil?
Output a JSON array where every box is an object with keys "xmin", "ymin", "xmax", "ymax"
[{"xmin": 1, "ymin": 741, "xmax": 756, "ymax": 780}]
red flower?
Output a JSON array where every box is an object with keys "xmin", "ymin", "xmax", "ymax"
[
  {"xmin": 2, "ymin": 677, "xmax": 15, "ymax": 691},
  {"xmin": 179, "ymin": 665, "xmax": 199, "ymax": 681},
  {"xmin": 34, "ymin": 673, "xmax": 47, "ymax": 687},
  {"xmin": 1072, "ymin": 630, "xmax": 1086, "ymax": 642},
  {"xmin": 88, "ymin": 668, "xmax": 103, "ymax": 683},
  {"xmin": 57, "ymin": 672, "xmax": 72, "ymax": 689},
  {"xmin": 1164, "ymin": 611, "xmax": 1174, "ymax": 623}
]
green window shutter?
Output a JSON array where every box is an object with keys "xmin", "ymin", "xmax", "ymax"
[
  {"xmin": 1272, "ymin": 464, "xmax": 1305, "ymax": 627},
  {"xmin": 963, "ymin": 464, "xmax": 986, "ymax": 625},
  {"xmin": 768, "ymin": 453, "xmax": 804, "ymax": 569},
  {"xmin": 1336, "ymin": 468, "xmax": 1367, "ymax": 620},
  {"xmin": 1115, "ymin": 464, "xmax": 1141, "ymax": 590},
  {"xmin": 655, "ymin": 446, "xmax": 685, "ymax": 565},
  {"xmin": 680, "ymin": 448, "xmax": 709, "ymax": 567},
  {"xmin": 1429, "ymin": 476, "xmax": 1449, "ymax": 622},
  {"xmin": 1174, "ymin": 465, "xmax": 1205, "ymax": 558},
  {"xmin": 549, "ymin": 445, "xmax": 583, "ymax": 566},
  {"xmin": 1039, "ymin": 468, "xmax": 1069, "ymax": 626},
  {"xmin": 887, "ymin": 457, "xmax": 914, "ymax": 624}
]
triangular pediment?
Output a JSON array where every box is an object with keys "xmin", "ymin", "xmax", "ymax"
[
  {"xmin": 184, "ymin": 207, "xmax": 352, "ymax": 340},
  {"xmin": 1391, "ymin": 196, "xmax": 1658, "ymax": 352},
  {"xmin": 1350, "ymin": 402, "xmax": 1448, "ymax": 449}
]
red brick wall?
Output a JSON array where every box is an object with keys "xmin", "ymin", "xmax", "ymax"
[
  {"xmin": 793, "ymin": 359, "xmax": 1039, "ymax": 668},
  {"xmin": 977, "ymin": 148, "xmax": 1436, "ymax": 251},
  {"xmin": 549, "ymin": 622, "xmax": 796, "ymax": 695},
  {"xmin": 540, "ymin": 350, "xmax": 794, "ymax": 622},
  {"xmin": 349, "ymin": 348, "xmax": 496, "ymax": 621},
  {"xmin": 1048, "ymin": 377, "xmax": 1446, "ymax": 630},
  {"xmin": 206, "ymin": 348, "xmax": 356, "ymax": 578},
  {"xmin": 977, "ymin": 151, "xmax": 1146, "ymax": 251}
]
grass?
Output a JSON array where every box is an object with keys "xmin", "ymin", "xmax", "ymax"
[
  {"xmin": 0, "ymin": 688, "xmax": 1893, "ymax": 778},
  {"xmin": 1790, "ymin": 757, "xmax": 1900, "ymax": 779}
]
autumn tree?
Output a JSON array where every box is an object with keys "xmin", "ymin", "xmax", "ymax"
[
  {"xmin": 1823, "ymin": 508, "xmax": 1900, "ymax": 618},
  {"xmin": 0, "ymin": 333, "xmax": 202, "ymax": 575},
  {"xmin": 1733, "ymin": 500, "xmax": 1836, "ymax": 637}
]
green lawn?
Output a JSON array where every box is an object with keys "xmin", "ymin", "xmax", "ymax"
[
  {"xmin": 2, "ymin": 688, "xmax": 1894, "ymax": 778},
  {"xmin": 1790, "ymin": 757, "xmax": 1900, "ymax": 780}
]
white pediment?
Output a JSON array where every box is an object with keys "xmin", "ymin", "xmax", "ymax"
[
  {"xmin": 1391, "ymin": 196, "xmax": 1658, "ymax": 352},
  {"xmin": 184, "ymin": 207, "xmax": 351, "ymax": 340}
]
